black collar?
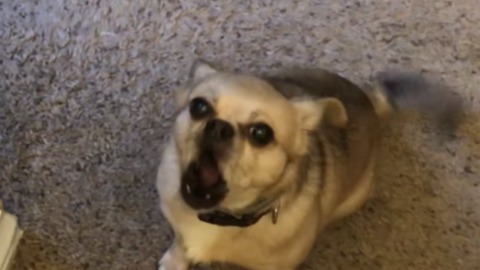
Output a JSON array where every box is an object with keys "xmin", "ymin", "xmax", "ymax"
[
  {"xmin": 197, "ymin": 208, "xmax": 272, "ymax": 227},
  {"xmin": 196, "ymin": 197, "xmax": 281, "ymax": 227}
]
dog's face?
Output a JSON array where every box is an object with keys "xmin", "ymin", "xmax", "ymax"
[{"xmin": 172, "ymin": 61, "xmax": 347, "ymax": 213}]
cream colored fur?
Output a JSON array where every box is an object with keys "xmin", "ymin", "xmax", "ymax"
[{"xmin": 156, "ymin": 62, "xmax": 387, "ymax": 270}]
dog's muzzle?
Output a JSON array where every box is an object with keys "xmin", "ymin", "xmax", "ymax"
[{"xmin": 180, "ymin": 119, "xmax": 234, "ymax": 210}]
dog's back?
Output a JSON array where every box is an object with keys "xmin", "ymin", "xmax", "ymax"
[
  {"xmin": 263, "ymin": 69, "xmax": 463, "ymax": 223},
  {"xmin": 264, "ymin": 70, "xmax": 381, "ymax": 224}
]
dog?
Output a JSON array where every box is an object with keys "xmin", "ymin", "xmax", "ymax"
[{"xmin": 156, "ymin": 60, "xmax": 462, "ymax": 270}]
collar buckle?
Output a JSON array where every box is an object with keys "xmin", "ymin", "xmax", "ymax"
[{"xmin": 271, "ymin": 205, "xmax": 279, "ymax": 224}]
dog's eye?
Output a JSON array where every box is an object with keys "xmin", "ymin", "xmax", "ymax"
[
  {"xmin": 248, "ymin": 123, "xmax": 274, "ymax": 147},
  {"xmin": 189, "ymin": 97, "xmax": 213, "ymax": 120}
]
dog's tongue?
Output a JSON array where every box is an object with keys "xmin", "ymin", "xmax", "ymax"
[{"xmin": 198, "ymin": 155, "xmax": 220, "ymax": 187}]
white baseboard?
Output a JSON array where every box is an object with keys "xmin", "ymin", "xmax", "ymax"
[{"xmin": 0, "ymin": 210, "xmax": 23, "ymax": 270}]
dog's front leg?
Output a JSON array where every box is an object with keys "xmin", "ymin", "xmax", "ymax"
[{"xmin": 158, "ymin": 238, "xmax": 189, "ymax": 270}]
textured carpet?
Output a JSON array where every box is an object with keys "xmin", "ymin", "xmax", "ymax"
[{"xmin": 0, "ymin": 0, "xmax": 479, "ymax": 269}]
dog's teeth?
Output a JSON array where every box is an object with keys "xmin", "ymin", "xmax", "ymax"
[
  {"xmin": 186, "ymin": 184, "xmax": 191, "ymax": 194},
  {"xmin": 205, "ymin": 194, "xmax": 211, "ymax": 200}
]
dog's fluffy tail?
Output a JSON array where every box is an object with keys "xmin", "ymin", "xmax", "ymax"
[{"xmin": 367, "ymin": 71, "xmax": 464, "ymax": 133}]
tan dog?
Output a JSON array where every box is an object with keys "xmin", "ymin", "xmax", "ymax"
[{"xmin": 156, "ymin": 60, "xmax": 461, "ymax": 270}]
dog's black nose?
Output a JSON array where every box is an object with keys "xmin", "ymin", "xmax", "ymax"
[{"xmin": 204, "ymin": 119, "xmax": 234, "ymax": 141}]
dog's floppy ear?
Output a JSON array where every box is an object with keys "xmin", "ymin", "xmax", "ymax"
[
  {"xmin": 175, "ymin": 59, "xmax": 220, "ymax": 108},
  {"xmin": 292, "ymin": 97, "xmax": 348, "ymax": 130}
]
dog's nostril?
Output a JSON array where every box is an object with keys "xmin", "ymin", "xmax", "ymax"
[
  {"xmin": 205, "ymin": 119, "xmax": 234, "ymax": 141},
  {"xmin": 219, "ymin": 125, "xmax": 234, "ymax": 139}
]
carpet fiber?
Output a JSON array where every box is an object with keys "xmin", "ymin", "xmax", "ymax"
[{"xmin": 0, "ymin": 0, "xmax": 479, "ymax": 269}]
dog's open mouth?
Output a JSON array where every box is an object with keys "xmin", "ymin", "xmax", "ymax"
[
  {"xmin": 180, "ymin": 151, "xmax": 228, "ymax": 210},
  {"xmin": 196, "ymin": 152, "xmax": 222, "ymax": 187}
]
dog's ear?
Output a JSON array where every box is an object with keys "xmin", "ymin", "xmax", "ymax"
[
  {"xmin": 292, "ymin": 97, "xmax": 348, "ymax": 130},
  {"xmin": 174, "ymin": 86, "xmax": 190, "ymax": 109},
  {"xmin": 189, "ymin": 59, "xmax": 219, "ymax": 83},
  {"xmin": 175, "ymin": 60, "xmax": 220, "ymax": 108}
]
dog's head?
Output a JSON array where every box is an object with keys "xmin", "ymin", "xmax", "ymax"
[{"xmin": 172, "ymin": 61, "xmax": 347, "ymax": 213}]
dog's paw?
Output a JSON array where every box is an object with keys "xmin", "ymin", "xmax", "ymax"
[{"xmin": 158, "ymin": 249, "xmax": 189, "ymax": 270}]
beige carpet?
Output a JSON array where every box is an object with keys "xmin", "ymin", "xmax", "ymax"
[{"xmin": 0, "ymin": 0, "xmax": 479, "ymax": 269}]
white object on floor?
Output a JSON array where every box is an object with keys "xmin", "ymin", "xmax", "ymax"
[{"xmin": 0, "ymin": 208, "xmax": 23, "ymax": 270}]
